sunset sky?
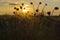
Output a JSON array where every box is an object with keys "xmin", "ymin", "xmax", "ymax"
[{"xmin": 0, "ymin": 0, "xmax": 60, "ymax": 15}]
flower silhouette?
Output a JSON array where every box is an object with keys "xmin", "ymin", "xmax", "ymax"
[
  {"xmin": 14, "ymin": 7, "xmax": 19, "ymax": 11},
  {"xmin": 30, "ymin": 2, "xmax": 35, "ymax": 10},
  {"xmin": 22, "ymin": 3, "xmax": 24, "ymax": 6},
  {"xmin": 41, "ymin": 3, "xmax": 47, "ymax": 15},
  {"xmin": 36, "ymin": 9, "xmax": 39, "ymax": 12},
  {"xmin": 52, "ymin": 7, "xmax": 59, "ymax": 16},
  {"xmin": 37, "ymin": 2, "xmax": 42, "ymax": 8},
  {"xmin": 47, "ymin": 11, "xmax": 51, "ymax": 16},
  {"xmin": 54, "ymin": 7, "xmax": 59, "ymax": 10},
  {"xmin": 24, "ymin": 7, "xmax": 26, "ymax": 9},
  {"xmin": 30, "ymin": 2, "xmax": 35, "ymax": 16},
  {"xmin": 45, "ymin": 4, "xmax": 47, "ymax": 6},
  {"xmin": 14, "ymin": 7, "xmax": 17, "ymax": 9},
  {"xmin": 20, "ymin": 6, "xmax": 22, "ymax": 9},
  {"xmin": 39, "ymin": 2, "xmax": 42, "ymax": 4},
  {"xmin": 36, "ymin": 2, "xmax": 42, "ymax": 12},
  {"xmin": 13, "ymin": 11, "xmax": 15, "ymax": 14},
  {"xmin": 30, "ymin": 2, "xmax": 33, "ymax": 5}
]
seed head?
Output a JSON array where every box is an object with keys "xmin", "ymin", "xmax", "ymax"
[
  {"xmin": 20, "ymin": 6, "xmax": 22, "ymax": 9},
  {"xmin": 39, "ymin": 2, "xmax": 42, "ymax": 4},
  {"xmin": 13, "ymin": 11, "xmax": 15, "ymax": 14},
  {"xmin": 45, "ymin": 4, "xmax": 47, "ymax": 6},
  {"xmin": 14, "ymin": 7, "xmax": 16, "ymax": 9},
  {"xmin": 22, "ymin": 3, "xmax": 24, "ymax": 6},
  {"xmin": 47, "ymin": 11, "xmax": 51, "ymax": 16},
  {"xmin": 16, "ymin": 8, "xmax": 19, "ymax": 11},
  {"xmin": 30, "ymin": 2, "xmax": 33, "ymax": 5},
  {"xmin": 36, "ymin": 9, "xmax": 39, "ymax": 12},
  {"xmin": 54, "ymin": 7, "xmax": 59, "ymax": 10}
]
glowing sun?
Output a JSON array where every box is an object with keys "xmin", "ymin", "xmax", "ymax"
[{"xmin": 22, "ymin": 5, "xmax": 31, "ymax": 13}]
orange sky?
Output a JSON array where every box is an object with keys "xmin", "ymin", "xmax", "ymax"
[{"xmin": 0, "ymin": 0, "xmax": 60, "ymax": 15}]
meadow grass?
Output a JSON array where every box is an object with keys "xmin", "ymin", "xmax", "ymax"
[{"xmin": 0, "ymin": 14, "xmax": 60, "ymax": 40}]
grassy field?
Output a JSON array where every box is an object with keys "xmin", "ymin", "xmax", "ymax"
[{"xmin": 0, "ymin": 15, "xmax": 60, "ymax": 40}]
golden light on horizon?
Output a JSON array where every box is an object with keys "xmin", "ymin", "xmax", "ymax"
[
  {"xmin": 17, "ymin": 4, "xmax": 34, "ymax": 18},
  {"xmin": 22, "ymin": 9, "xmax": 28, "ymax": 13},
  {"xmin": 22, "ymin": 5, "xmax": 33, "ymax": 15}
]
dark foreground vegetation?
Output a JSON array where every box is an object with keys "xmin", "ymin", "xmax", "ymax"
[{"xmin": 0, "ymin": 15, "xmax": 60, "ymax": 40}]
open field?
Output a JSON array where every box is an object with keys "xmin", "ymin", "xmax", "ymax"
[{"xmin": 0, "ymin": 15, "xmax": 60, "ymax": 40}]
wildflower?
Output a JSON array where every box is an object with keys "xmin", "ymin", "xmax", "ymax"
[
  {"xmin": 30, "ymin": 2, "xmax": 35, "ymax": 13},
  {"xmin": 14, "ymin": 7, "xmax": 16, "ymax": 9},
  {"xmin": 45, "ymin": 4, "xmax": 47, "ymax": 6},
  {"xmin": 39, "ymin": 2, "xmax": 42, "ymax": 4},
  {"xmin": 13, "ymin": 11, "xmax": 15, "ymax": 14},
  {"xmin": 30, "ymin": 2, "xmax": 33, "ymax": 5},
  {"xmin": 20, "ymin": 6, "xmax": 22, "ymax": 9},
  {"xmin": 34, "ymin": 13, "xmax": 36, "ymax": 16},
  {"xmin": 47, "ymin": 11, "xmax": 51, "ymax": 16},
  {"xmin": 22, "ymin": 3, "xmax": 24, "ymax": 6},
  {"xmin": 37, "ymin": 2, "xmax": 42, "ymax": 9},
  {"xmin": 24, "ymin": 7, "xmax": 26, "ymax": 9},
  {"xmin": 54, "ymin": 7, "xmax": 59, "ymax": 10},
  {"xmin": 41, "ymin": 3, "xmax": 47, "ymax": 15},
  {"xmin": 16, "ymin": 8, "xmax": 19, "ymax": 11},
  {"xmin": 52, "ymin": 7, "xmax": 59, "ymax": 16},
  {"xmin": 36, "ymin": 9, "xmax": 39, "ymax": 12}
]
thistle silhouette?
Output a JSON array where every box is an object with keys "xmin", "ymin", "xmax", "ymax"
[
  {"xmin": 19, "ymin": 3, "xmax": 25, "ymax": 14},
  {"xmin": 19, "ymin": 3, "xmax": 24, "ymax": 10},
  {"xmin": 14, "ymin": 7, "xmax": 19, "ymax": 11},
  {"xmin": 41, "ymin": 3, "xmax": 47, "ymax": 15},
  {"xmin": 36, "ymin": 2, "xmax": 42, "ymax": 13},
  {"xmin": 16, "ymin": 8, "xmax": 19, "ymax": 11},
  {"xmin": 36, "ymin": 9, "xmax": 39, "ymax": 12},
  {"xmin": 14, "ymin": 7, "xmax": 17, "ymax": 9},
  {"xmin": 30, "ymin": 2, "xmax": 35, "ymax": 12},
  {"xmin": 55, "ymin": 7, "xmax": 59, "ymax": 10},
  {"xmin": 52, "ymin": 7, "xmax": 59, "ymax": 16},
  {"xmin": 47, "ymin": 11, "xmax": 51, "ymax": 16},
  {"xmin": 13, "ymin": 11, "xmax": 15, "ymax": 14},
  {"xmin": 30, "ymin": 2, "xmax": 36, "ymax": 16},
  {"xmin": 20, "ymin": 6, "xmax": 22, "ymax": 9},
  {"xmin": 30, "ymin": 2, "xmax": 33, "ymax": 5},
  {"xmin": 22, "ymin": 3, "xmax": 24, "ymax": 6},
  {"xmin": 13, "ymin": 2, "xmax": 60, "ymax": 16},
  {"xmin": 37, "ymin": 2, "xmax": 42, "ymax": 9},
  {"xmin": 24, "ymin": 7, "xmax": 26, "ymax": 9}
]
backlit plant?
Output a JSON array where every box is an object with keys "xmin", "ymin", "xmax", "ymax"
[
  {"xmin": 52, "ymin": 7, "xmax": 59, "ymax": 16},
  {"xmin": 13, "ymin": 2, "xmax": 60, "ymax": 16},
  {"xmin": 47, "ymin": 11, "xmax": 51, "ymax": 16},
  {"xmin": 41, "ymin": 3, "xmax": 47, "ymax": 15}
]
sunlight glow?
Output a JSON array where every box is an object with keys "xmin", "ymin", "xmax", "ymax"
[
  {"xmin": 23, "ymin": 5, "xmax": 29, "ymax": 7},
  {"xmin": 23, "ymin": 9, "xmax": 28, "ymax": 13},
  {"xmin": 22, "ymin": 5, "xmax": 31, "ymax": 13}
]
